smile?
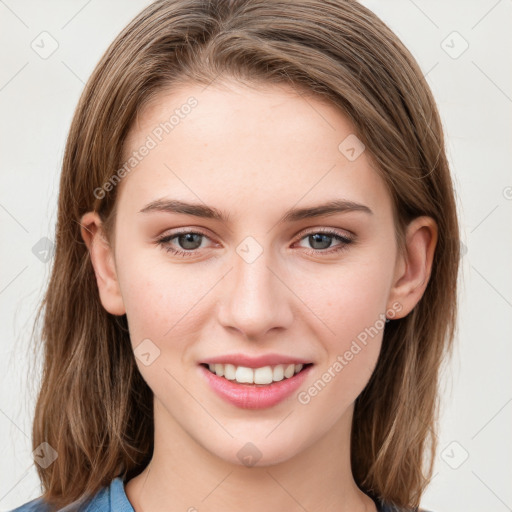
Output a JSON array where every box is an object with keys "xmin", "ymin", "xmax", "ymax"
[
  {"xmin": 202, "ymin": 362, "xmax": 313, "ymax": 385},
  {"xmin": 198, "ymin": 363, "xmax": 314, "ymax": 409}
]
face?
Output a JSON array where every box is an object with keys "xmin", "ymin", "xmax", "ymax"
[{"xmin": 85, "ymin": 79, "xmax": 426, "ymax": 468}]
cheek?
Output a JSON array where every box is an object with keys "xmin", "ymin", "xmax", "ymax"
[
  {"xmin": 297, "ymin": 278, "xmax": 386, "ymax": 416},
  {"xmin": 117, "ymin": 258, "xmax": 207, "ymax": 399},
  {"xmin": 295, "ymin": 257, "xmax": 392, "ymax": 398},
  {"xmin": 116, "ymin": 252, "xmax": 205, "ymax": 352},
  {"xmin": 303, "ymin": 257, "xmax": 392, "ymax": 340}
]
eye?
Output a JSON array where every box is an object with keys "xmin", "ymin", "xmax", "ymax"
[
  {"xmin": 156, "ymin": 230, "xmax": 213, "ymax": 258},
  {"xmin": 295, "ymin": 229, "xmax": 354, "ymax": 255}
]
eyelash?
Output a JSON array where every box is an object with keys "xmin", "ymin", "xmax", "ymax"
[{"xmin": 156, "ymin": 228, "xmax": 354, "ymax": 258}]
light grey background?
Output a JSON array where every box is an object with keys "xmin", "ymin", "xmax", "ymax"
[{"xmin": 1, "ymin": 1, "xmax": 511, "ymax": 511}]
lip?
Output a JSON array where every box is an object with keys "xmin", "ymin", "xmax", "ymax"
[
  {"xmin": 200, "ymin": 353, "xmax": 313, "ymax": 368},
  {"xmin": 198, "ymin": 363, "xmax": 314, "ymax": 409}
]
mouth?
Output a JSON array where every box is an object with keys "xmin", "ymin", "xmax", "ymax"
[
  {"xmin": 199, "ymin": 362, "xmax": 314, "ymax": 387},
  {"xmin": 198, "ymin": 361, "xmax": 314, "ymax": 409}
]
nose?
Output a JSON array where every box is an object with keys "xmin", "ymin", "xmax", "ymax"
[{"xmin": 217, "ymin": 244, "xmax": 294, "ymax": 340}]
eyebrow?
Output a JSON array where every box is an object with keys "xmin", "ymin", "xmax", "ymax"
[{"xmin": 138, "ymin": 198, "xmax": 373, "ymax": 223}]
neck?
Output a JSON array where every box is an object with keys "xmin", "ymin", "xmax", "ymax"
[{"xmin": 125, "ymin": 398, "xmax": 376, "ymax": 512}]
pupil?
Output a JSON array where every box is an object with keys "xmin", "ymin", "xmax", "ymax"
[
  {"xmin": 179, "ymin": 233, "xmax": 201, "ymax": 250},
  {"xmin": 310, "ymin": 233, "xmax": 331, "ymax": 250}
]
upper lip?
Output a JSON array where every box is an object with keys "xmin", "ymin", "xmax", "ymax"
[{"xmin": 201, "ymin": 353, "xmax": 313, "ymax": 368}]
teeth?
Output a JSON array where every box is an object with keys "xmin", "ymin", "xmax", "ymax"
[
  {"xmin": 254, "ymin": 366, "xmax": 274, "ymax": 384},
  {"xmin": 284, "ymin": 364, "xmax": 295, "ymax": 378},
  {"xmin": 236, "ymin": 365, "xmax": 255, "ymax": 383},
  {"xmin": 207, "ymin": 363, "xmax": 306, "ymax": 384},
  {"xmin": 224, "ymin": 364, "xmax": 236, "ymax": 380},
  {"xmin": 273, "ymin": 364, "xmax": 284, "ymax": 382}
]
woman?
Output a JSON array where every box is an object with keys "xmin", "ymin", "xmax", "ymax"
[{"xmin": 12, "ymin": 0, "xmax": 459, "ymax": 510}]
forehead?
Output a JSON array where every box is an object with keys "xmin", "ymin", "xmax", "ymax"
[{"xmin": 118, "ymin": 80, "xmax": 389, "ymax": 216}]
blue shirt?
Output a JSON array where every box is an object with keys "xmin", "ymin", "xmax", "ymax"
[
  {"xmin": 9, "ymin": 477, "xmax": 134, "ymax": 512},
  {"xmin": 9, "ymin": 476, "xmax": 427, "ymax": 511}
]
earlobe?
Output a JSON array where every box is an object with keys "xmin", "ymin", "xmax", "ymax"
[
  {"xmin": 387, "ymin": 216, "xmax": 438, "ymax": 319},
  {"xmin": 80, "ymin": 212, "xmax": 126, "ymax": 316}
]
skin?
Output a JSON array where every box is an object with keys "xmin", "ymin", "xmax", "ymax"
[{"xmin": 81, "ymin": 79, "xmax": 437, "ymax": 512}]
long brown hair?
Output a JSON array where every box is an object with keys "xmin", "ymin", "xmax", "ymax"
[{"xmin": 29, "ymin": 0, "xmax": 460, "ymax": 509}]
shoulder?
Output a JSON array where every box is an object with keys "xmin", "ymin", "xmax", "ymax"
[
  {"xmin": 9, "ymin": 497, "xmax": 48, "ymax": 512},
  {"xmin": 8, "ymin": 477, "xmax": 134, "ymax": 512}
]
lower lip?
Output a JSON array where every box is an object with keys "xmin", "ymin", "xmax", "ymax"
[{"xmin": 198, "ymin": 364, "xmax": 313, "ymax": 409}]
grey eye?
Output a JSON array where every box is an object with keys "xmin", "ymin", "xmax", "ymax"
[
  {"xmin": 176, "ymin": 233, "xmax": 203, "ymax": 250},
  {"xmin": 307, "ymin": 233, "xmax": 334, "ymax": 250}
]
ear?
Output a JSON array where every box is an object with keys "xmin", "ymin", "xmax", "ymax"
[
  {"xmin": 387, "ymin": 216, "xmax": 438, "ymax": 319},
  {"xmin": 80, "ymin": 212, "xmax": 126, "ymax": 316}
]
